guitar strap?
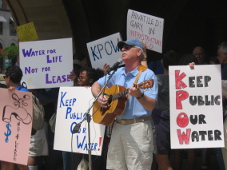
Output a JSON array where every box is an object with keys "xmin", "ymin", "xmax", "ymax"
[
  {"xmin": 134, "ymin": 65, "xmax": 147, "ymax": 84},
  {"xmin": 127, "ymin": 65, "xmax": 147, "ymax": 99}
]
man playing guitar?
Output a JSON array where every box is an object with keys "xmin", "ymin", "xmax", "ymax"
[{"xmin": 91, "ymin": 39, "xmax": 158, "ymax": 170}]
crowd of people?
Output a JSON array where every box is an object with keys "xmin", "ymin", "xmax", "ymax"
[{"xmin": 0, "ymin": 38, "xmax": 227, "ymax": 170}]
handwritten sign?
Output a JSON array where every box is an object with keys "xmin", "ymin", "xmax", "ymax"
[
  {"xmin": 169, "ymin": 65, "xmax": 224, "ymax": 149},
  {"xmin": 0, "ymin": 89, "xmax": 32, "ymax": 165},
  {"xmin": 19, "ymin": 38, "xmax": 74, "ymax": 89},
  {"xmin": 17, "ymin": 22, "xmax": 39, "ymax": 42},
  {"xmin": 54, "ymin": 87, "xmax": 105, "ymax": 155},
  {"xmin": 127, "ymin": 9, "xmax": 164, "ymax": 53},
  {"xmin": 87, "ymin": 33, "xmax": 122, "ymax": 69}
]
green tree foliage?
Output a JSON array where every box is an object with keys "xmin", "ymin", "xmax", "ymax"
[{"xmin": 0, "ymin": 45, "xmax": 19, "ymax": 59}]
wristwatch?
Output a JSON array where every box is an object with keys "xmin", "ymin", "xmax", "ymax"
[{"xmin": 136, "ymin": 92, "xmax": 144, "ymax": 99}]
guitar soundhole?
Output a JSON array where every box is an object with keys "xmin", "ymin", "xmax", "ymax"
[
  {"xmin": 108, "ymin": 95, "xmax": 113, "ymax": 105},
  {"xmin": 100, "ymin": 107, "xmax": 108, "ymax": 116}
]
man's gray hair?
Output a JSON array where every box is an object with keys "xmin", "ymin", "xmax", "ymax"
[
  {"xmin": 135, "ymin": 46, "xmax": 145, "ymax": 60},
  {"xmin": 218, "ymin": 42, "xmax": 227, "ymax": 54}
]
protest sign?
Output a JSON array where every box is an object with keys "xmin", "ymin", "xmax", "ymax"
[
  {"xmin": 127, "ymin": 9, "xmax": 164, "ymax": 53},
  {"xmin": 0, "ymin": 89, "xmax": 32, "ymax": 165},
  {"xmin": 169, "ymin": 65, "xmax": 224, "ymax": 149},
  {"xmin": 87, "ymin": 33, "xmax": 122, "ymax": 69},
  {"xmin": 19, "ymin": 38, "xmax": 74, "ymax": 89},
  {"xmin": 54, "ymin": 87, "xmax": 105, "ymax": 155},
  {"xmin": 17, "ymin": 22, "xmax": 39, "ymax": 42}
]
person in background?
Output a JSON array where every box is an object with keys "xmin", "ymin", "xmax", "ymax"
[
  {"xmin": 91, "ymin": 39, "xmax": 158, "ymax": 170},
  {"xmin": 217, "ymin": 41, "xmax": 227, "ymax": 170},
  {"xmin": 152, "ymin": 50, "xmax": 179, "ymax": 170},
  {"xmin": 33, "ymin": 87, "xmax": 60, "ymax": 170},
  {"xmin": 209, "ymin": 56, "xmax": 220, "ymax": 65},
  {"xmin": 193, "ymin": 45, "xmax": 209, "ymax": 169},
  {"xmin": 103, "ymin": 63, "xmax": 111, "ymax": 75},
  {"xmin": 68, "ymin": 53, "xmax": 83, "ymax": 85},
  {"xmin": 1, "ymin": 65, "xmax": 46, "ymax": 170},
  {"xmin": 217, "ymin": 42, "xmax": 227, "ymax": 80},
  {"xmin": 192, "ymin": 46, "xmax": 208, "ymax": 64},
  {"xmin": 222, "ymin": 80, "xmax": 227, "ymax": 170},
  {"xmin": 148, "ymin": 59, "xmax": 164, "ymax": 75},
  {"xmin": 66, "ymin": 67, "xmax": 105, "ymax": 170},
  {"xmin": 173, "ymin": 54, "xmax": 199, "ymax": 170}
]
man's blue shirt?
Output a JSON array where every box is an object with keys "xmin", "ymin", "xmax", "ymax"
[{"xmin": 97, "ymin": 66, "xmax": 158, "ymax": 119}]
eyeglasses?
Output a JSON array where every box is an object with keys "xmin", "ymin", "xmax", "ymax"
[
  {"xmin": 120, "ymin": 44, "xmax": 134, "ymax": 52},
  {"xmin": 77, "ymin": 76, "xmax": 86, "ymax": 80}
]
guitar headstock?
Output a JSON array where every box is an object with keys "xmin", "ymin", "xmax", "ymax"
[{"xmin": 136, "ymin": 79, "xmax": 154, "ymax": 89}]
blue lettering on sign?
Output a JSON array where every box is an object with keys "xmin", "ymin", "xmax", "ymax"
[
  {"xmin": 46, "ymin": 73, "xmax": 71, "ymax": 84},
  {"xmin": 42, "ymin": 67, "xmax": 51, "ymax": 72},
  {"xmin": 70, "ymin": 122, "xmax": 87, "ymax": 134},
  {"xmin": 76, "ymin": 135, "xmax": 98, "ymax": 150},
  {"xmin": 59, "ymin": 93, "xmax": 77, "ymax": 108},
  {"xmin": 104, "ymin": 40, "xmax": 119, "ymax": 55},
  {"xmin": 24, "ymin": 67, "xmax": 38, "ymax": 74},
  {"xmin": 65, "ymin": 108, "xmax": 86, "ymax": 120},
  {"xmin": 47, "ymin": 49, "xmax": 56, "ymax": 54},
  {"xmin": 90, "ymin": 46, "xmax": 101, "ymax": 61},
  {"xmin": 46, "ymin": 55, "xmax": 62, "ymax": 63},
  {"xmin": 70, "ymin": 122, "xmax": 77, "ymax": 134},
  {"xmin": 90, "ymin": 39, "xmax": 120, "ymax": 61},
  {"xmin": 60, "ymin": 92, "xmax": 67, "ymax": 108},
  {"xmin": 22, "ymin": 48, "xmax": 45, "ymax": 57},
  {"xmin": 77, "ymin": 135, "xmax": 86, "ymax": 149}
]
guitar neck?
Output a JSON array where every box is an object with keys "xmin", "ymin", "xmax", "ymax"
[
  {"xmin": 112, "ymin": 88, "xmax": 129, "ymax": 101},
  {"xmin": 109, "ymin": 79, "xmax": 153, "ymax": 101}
]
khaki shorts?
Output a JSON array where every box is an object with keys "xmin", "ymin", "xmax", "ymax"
[
  {"xmin": 107, "ymin": 120, "xmax": 154, "ymax": 170},
  {"xmin": 29, "ymin": 126, "xmax": 48, "ymax": 157}
]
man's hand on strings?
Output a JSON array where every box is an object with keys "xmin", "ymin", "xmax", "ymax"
[
  {"xmin": 98, "ymin": 94, "xmax": 108, "ymax": 108},
  {"xmin": 128, "ymin": 83, "xmax": 143, "ymax": 98}
]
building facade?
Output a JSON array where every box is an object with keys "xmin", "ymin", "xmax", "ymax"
[{"xmin": 0, "ymin": 0, "xmax": 17, "ymax": 48}]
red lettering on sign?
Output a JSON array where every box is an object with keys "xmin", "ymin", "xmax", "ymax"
[
  {"xmin": 175, "ymin": 70, "xmax": 187, "ymax": 89},
  {"xmin": 176, "ymin": 90, "xmax": 189, "ymax": 109},
  {"xmin": 177, "ymin": 129, "xmax": 191, "ymax": 144}
]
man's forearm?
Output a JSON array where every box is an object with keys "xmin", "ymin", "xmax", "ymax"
[{"xmin": 91, "ymin": 81, "xmax": 101, "ymax": 98}]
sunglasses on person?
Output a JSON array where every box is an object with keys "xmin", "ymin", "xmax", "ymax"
[{"xmin": 120, "ymin": 44, "xmax": 135, "ymax": 51}]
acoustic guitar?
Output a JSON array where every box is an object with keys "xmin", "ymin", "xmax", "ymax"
[{"xmin": 92, "ymin": 79, "xmax": 154, "ymax": 126}]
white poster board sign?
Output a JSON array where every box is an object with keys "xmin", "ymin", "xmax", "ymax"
[
  {"xmin": 127, "ymin": 9, "xmax": 164, "ymax": 53},
  {"xmin": 169, "ymin": 65, "xmax": 224, "ymax": 149},
  {"xmin": 20, "ymin": 38, "xmax": 74, "ymax": 89},
  {"xmin": 87, "ymin": 33, "xmax": 122, "ymax": 69},
  {"xmin": 54, "ymin": 87, "xmax": 105, "ymax": 155}
]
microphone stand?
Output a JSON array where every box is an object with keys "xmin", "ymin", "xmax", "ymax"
[{"xmin": 73, "ymin": 69, "xmax": 117, "ymax": 170}]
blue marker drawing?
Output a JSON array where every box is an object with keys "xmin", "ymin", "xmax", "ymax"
[{"xmin": 4, "ymin": 123, "xmax": 11, "ymax": 143}]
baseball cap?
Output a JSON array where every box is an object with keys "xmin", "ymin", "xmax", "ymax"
[{"xmin": 118, "ymin": 39, "xmax": 144, "ymax": 52}]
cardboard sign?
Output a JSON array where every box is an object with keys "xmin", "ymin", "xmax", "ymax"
[
  {"xmin": 127, "ymin": 9, "xmax": 164, "ymax": 53},
  {"xmin": 54, "ymin": 87, "xmax": 105, "ymax": 155},
  {"xmin": 17, "ymin": 22, "xmax": 39, "ymax": 42},
  {"xmin": 0, "ymin": 89, "xmax": 32, "ymax": 165},
  {"xmin": 169, "ymin": 65, "xmax": 224, "ymax": 149},
  {"xmin": 87, "ymin": 33, "xmax": 122, "ymax": 69},
  {"xmin": 19, "ymin": 38, "xmax": 74, "ymax": 89}
]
